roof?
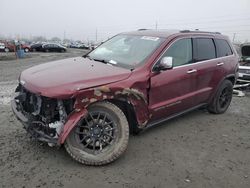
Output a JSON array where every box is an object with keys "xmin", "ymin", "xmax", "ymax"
[
  {"xmin": 121, "ymin": 29, "xmax": 222, "ymax": 38},
  {"xmin": 122, "ymin": 30, "xmax": 179, "ymax": 38}
]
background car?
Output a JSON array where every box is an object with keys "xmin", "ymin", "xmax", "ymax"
[
  {"xmin": 240, "ymin": 43, "xmax": 250, "ymax": 65},
  {"xmin": 78, "ymin": 43, "xmax": 90, "ymax": 49},
  {"xmin": 0, "ymin": 41, "xmax": 31, "ymax": 53},
  {"xmin": 21, "ymin": 44, "xmax": 31, "ymax": 52},
  {"xmin": 42, "ymin": 43, "xmax": 66, "ymax": 52},
  {"xmin": 238, "ymin": 43, "xmax": 250, "ymax": 80},
  {"xmin": 30, "ymin": 43, "xmax": 44, "ymax": 52},
  {"xmin": 239, "ymin": 57, "xmax": 250, "ymax": 80},
  {"xmin": 0, "ymin": 42, "xmax": 5, "ymax": 52}
]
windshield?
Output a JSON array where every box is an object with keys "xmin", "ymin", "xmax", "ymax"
[{"xmin": 87, "ymin": 34, "xmax": 164, "ymax": 69}]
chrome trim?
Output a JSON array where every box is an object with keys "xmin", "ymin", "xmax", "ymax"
[
  {"xmin": 187, "ymin": 69, "xmax": 197, "ymax": 74},
  {"xmin": 151, "ymin": 36, "xmax": 236, "ymax": 72},
  {"xmin": 217, "ymin": 62, "xmax": 224, "ymax": 66}
]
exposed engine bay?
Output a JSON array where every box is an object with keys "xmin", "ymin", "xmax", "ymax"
[{"xmin": 14, "ymin": 84, "xmax": 74, "ymax": 145}]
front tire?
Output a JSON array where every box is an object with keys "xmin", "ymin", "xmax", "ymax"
[
  {"xmin": 65, "ymin": 101, "xmax": 129, "ymax": 165},
  {"xmin": 208, "ymin": 80, "xmax": 233, "ymax": 114}
]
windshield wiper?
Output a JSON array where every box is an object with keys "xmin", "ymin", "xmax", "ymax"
[
  {"xmin": 83, "ymin": 54, "xmax": 93, "ymax": 60},
  {"xmin": 92, "ymin": 58, "xmax": 118, "ymax": 66},
  {"xmin": 92, "ymin": 58, "xmax": 109, "ymax": 64}
]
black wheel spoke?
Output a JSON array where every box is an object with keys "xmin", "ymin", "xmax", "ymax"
[
  {"xmin": 103, "ymin": 133, "xmax": 114, "ymax": 139},
  {"xmin": 104, "ymin": 127, "xmax": 115, "ymax": 132},
  {"xmin": 103, "ymin": 121, "xmax": 113, "ymax": 126},
  {"xmin": 83, "ymin": 138, "xmax": 93, "ymax": 148},
  {"xmin": 96, "ymin": 112, "xmax": 101, "ymax": 123},
  {"xmin": 101, "ymin": 138, "xmax": 111, "ymax": 145},
  {"xmin": 89, "ymin": 112, "xmax": 95, "ymax": 122},
  {"xmin": 103, "ymin": 114, "xmax": 107, "ymax": 124},
  {"xmin": 79, "ymin": 135, "xmax": 90, "ymax": 143},
  {"xmin": 75, "ymin": 110, "xmax": 116, "ymax": 152},
  {"xmin": 93, "ymin": 139, "xmax": 96, "ymax": 151},
  {"xmin": 84, "ymin": 117, "xmax": 91, "ymax": 127}
]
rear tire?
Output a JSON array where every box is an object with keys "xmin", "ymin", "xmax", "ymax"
[
  {"xmin": 208, "ymin": 80, "xmax": 233, "ymax": 114},
  {"xmin": 24, "ymin": 48, "xmax": 29, "ymax": 53},
  {"xmin": 65, "ymin": 101, "xmax": 129, "ymax": 165}
]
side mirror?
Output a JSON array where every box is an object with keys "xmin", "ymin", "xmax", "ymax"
[{"xmin": 154, "ymin": 57, "xmax": 173, "ymax": 72}]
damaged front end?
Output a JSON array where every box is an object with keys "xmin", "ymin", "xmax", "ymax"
[{"xmin": 11, "ymin": 84, "xmax": 79, "ymax": 146}]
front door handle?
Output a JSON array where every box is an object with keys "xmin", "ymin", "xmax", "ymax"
[
  {"xmin": 187, "ymin": 69, "xmax": 197, "ymax": 74},
  {"xmin": 217, "ymin": 62, "xmax": 224, "ymax": 66}
]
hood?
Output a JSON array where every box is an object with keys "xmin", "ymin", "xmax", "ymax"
[
  {"xmin": 20, "ymin": 57, "xmax": 132, "ymax": 98},
  {"xmin": 241, "ymin": 44, "xmax": 250, "ymax": 57}
]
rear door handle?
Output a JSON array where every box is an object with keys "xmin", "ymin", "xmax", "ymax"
[
  {"xmin": 217, "ymin": 62, "xmax": 224, "ymax": 66},
  {"xmin": 187, "ymin": 69, "xmax": 197, "ymax": 74}
]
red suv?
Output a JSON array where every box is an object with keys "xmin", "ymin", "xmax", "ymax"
[
  {"xmin": 12, "ymin": 30, "xmax": 238, "ymax": 165},
  {"xmin": 1, "ymin": 41, "xmax": 31, "ymax": 53}
]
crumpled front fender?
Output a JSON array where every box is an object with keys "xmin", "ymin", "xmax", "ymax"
[
  {"xmin": 73, "ymin": 85, "xmax": 150, "ymax": 128},
  {"xmin": 58, "ymin": 108, "xmax": 87, "ymax": 144}
]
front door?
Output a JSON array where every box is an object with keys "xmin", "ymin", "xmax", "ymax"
[{"xmin": 149, "ymin": 37, "xmax": 197, "ymax": 121}]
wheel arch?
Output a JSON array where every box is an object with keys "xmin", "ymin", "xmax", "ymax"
[
  {"xmin": 105, "ymin": 98, "xmax": 141, "ymax": 134},
  {"xmin": 208, "ymin": 74, "xmax": 236, "ymax": 104},
  {"xmin": 225, "ymin": 74, "xmax": 236, "ymax": 85}
]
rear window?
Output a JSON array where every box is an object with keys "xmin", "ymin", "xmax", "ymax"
[
  {"xmin": 216, "ymin": 39, "xmax": 233, "ymax": 57},
  {"xmin": 194, "ymin": 38, "xmax": 216, "ymax": 62}
]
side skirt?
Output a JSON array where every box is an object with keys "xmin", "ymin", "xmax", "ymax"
[{"xmin": 144, "ymin": 103, "xmax": 207, "ymax": 131}]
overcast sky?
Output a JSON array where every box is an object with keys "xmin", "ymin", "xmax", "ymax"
[{"xmin": 0, "ymin": 0, "xmax": 249, "ymax": 42}]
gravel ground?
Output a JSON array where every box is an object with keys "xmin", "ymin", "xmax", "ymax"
[{"xmin": 0, "ymin": 50, "xmax": 250, "ymax": 188}]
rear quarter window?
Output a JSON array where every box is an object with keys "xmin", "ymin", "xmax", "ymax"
[
  {"xmin": 193, "ymin": 38, "xmax": 216, "ymax": 62},
  {"xmin": 215, "ymin": 39, "xmax": 233, "ymax": 57}
]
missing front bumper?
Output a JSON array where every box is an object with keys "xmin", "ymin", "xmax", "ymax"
[
  {"xmin": 11, "ymin": 91, "xmax": 87, "ymax": 145},
  {"xmin": 11, "ymin": 96, "xmax": 58, "ymax": 144}
]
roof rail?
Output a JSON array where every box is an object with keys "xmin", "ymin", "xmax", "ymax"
[{"xmin": 180, "ymin": 30, "xmax": 221, "ymax": 34}]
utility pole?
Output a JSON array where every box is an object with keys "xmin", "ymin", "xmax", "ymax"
[
  {"xmin": 232, "ymin": 33, "xmax": 236, "ymax": 42},
  {"xmin": 63, "ymin": 30, "xmax": 66, "ymax": 41},
  {"xmin": 95, "ymin": 28, "xmax": 98, "ymax": 42},
  {"xmin": 155, "ymin": 21, "xmax": 158, "ymax": 30}
]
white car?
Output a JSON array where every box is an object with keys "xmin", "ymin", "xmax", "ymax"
[
  {"xmin": 0, "ymin": 42, "xmax": 5, "ymax": 51},
  {"xmin": 239, "ymin": 59, "xmax": 250, "ymax": 80}
]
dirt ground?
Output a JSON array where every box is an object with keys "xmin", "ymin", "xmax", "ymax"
[{"xmin": 0, "ymin": 49, "xmax": 250, "ymax": 188}]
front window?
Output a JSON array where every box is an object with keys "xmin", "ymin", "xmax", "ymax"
[
  {"xmin": 87, "ymin": 34, "xmax": 164, "ymax": 69},
  {"xmin": 159, "ymin": 38, "xmax": 193, "ymax": 67}
]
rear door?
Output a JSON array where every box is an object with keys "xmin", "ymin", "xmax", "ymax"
[
  {"xmin": 192, "ymin": 37, "xmax": 224, "ymax": 104},
  {"xmin": 149, "ymin": 37, "xmax": 198, "ymax": 120}
]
